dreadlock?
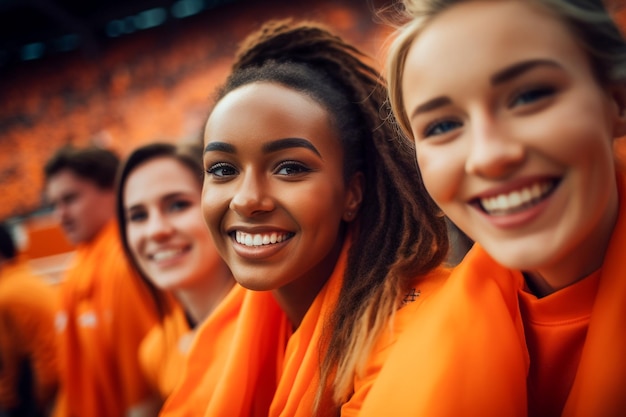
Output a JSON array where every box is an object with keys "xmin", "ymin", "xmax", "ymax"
[{"xmin": 217, "ymin": 19, "xmax": 449, "ymax": 414}]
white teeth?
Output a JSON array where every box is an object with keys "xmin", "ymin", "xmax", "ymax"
[
  {"xmin": 480, "ymin": 181, "xmax": 554, "ymax": 215},
  {"xmin": 235, "ymin": 231, "xmax": 291, "ymax": 247},
  {"xmin": 152, "ymin": 248, "xmax": 183, "ymax": 261}
]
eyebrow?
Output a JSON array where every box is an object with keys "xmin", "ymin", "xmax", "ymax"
[
  {"xmin": 262, "ymin": 138, "xmax": 321, "ymax": 157},
  {"xmin": 410, "ymin": 96, "xmax": 452, "ymax": 119},
  {"xmin": 490, "ymin": 59, "xmax": 562, "ymax": 85},
  {"xmin": 204, "ymin": 137, "xmax": 321, "ymax": 157},
  {"xmin": 409, "ymin": 59, "xmax": 562, "ymax": 120},
  {"xmin": 204, "ymin": 142, "xmax": 236, "ymax": 154},
  {"xmin": 125, "ymin": 192, "xmax": 190, "ymax": 212}
]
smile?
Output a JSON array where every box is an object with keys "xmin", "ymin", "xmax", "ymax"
[
  {"xmin": 150, "ymin": 247, "xmax": 186, "ymax": 261},
  {"xmin": 234, "ymin": 231, "xmax": 294, "ymax": 247},
  {"xmin": 478, "ymin": 180, "xmax": 558, "ymax": 216}
]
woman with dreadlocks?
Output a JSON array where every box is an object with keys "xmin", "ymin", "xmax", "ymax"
[{"xmin": 159, "ymin": 19, "xmax": 449, "ymax": 417}]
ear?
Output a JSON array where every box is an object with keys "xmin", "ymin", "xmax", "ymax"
[
  {"xmin": 608, "ymin": 82, "xmax": 626, "ymax": 138},
  {"xmin": 342, "ymin": 172, "xmax": 365, "ymax": 222}
]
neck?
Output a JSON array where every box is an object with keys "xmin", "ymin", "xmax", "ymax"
[
  {"xmin": 173, "ymin": 262, "xmax": 234, "ymax": 326},
  {"xmin": 271, "ymin": 238, "xmax": 344, "ymax": 329}
]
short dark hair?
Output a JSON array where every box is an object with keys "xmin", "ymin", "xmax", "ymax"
[{"xmin": 44, "ymin": 146, "xmax": 120, "ymax": 190}]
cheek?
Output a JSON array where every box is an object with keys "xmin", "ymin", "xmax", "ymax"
[
  {"xmin": 125, "ymin": 227, "xmax": 143, "ymax": 258},
  {"xmin": 201, "ymin": 188, "xmax": 227, "ymax": 244},
  {"xmin": 417, "ymin": 148, "xmax": 453, "ymax": 203}
]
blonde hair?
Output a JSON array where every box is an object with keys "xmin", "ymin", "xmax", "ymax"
[{"xmin": 386, "ymin": 0, "xmax": 626, "ymax": 141}]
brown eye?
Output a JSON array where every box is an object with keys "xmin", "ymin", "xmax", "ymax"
[
  {"xmin": 275, "ymin": 161, "xmax": 311, "ymax": 176},
  {"xmin": 206, "ymin": 162, "xmax": 237, "ymax": 178}
]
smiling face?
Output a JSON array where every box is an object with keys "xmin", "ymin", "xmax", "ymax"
[
  {"xmin": 123, "ymin": 157, "xmax": 223, "ymax": 292},
  {"xmin": 402, "ymin": 0, "xmax": 623, "ymax": 289},
  {"xmin": 202, "ymin": 82, "xmax": 361, "ymax": 296}
]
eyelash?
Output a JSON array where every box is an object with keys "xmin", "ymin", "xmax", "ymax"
[
  {"xmin": 274, "ymin": 160, "xmax": 312, "ymax": 176},
  {"xmin": 509, "ymin": 86, "xmax": 556, "ymax": 108},
  {"xmin": 169, "ymin": 200, "xmax": 191, "ymax": 212},
  {"xmin": 423, "ymin": 118, "xmax": 462, "ymax": 138},
  {"xmin": 206, "ymin": 162, "xmax": 238, "ymax": 178},
  {"xmin": 128, "ymin": 211, "xmax": 146, "ymax": 223}
]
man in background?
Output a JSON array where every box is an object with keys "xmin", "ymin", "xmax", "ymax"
[{"xmin": 44, "ymin": 145, "xmax": 158, "ymax": 417}]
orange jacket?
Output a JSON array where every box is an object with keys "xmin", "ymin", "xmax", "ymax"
[
  {"xmin": 161, "ymin": 241, "xmax": 350, "ymax": 417},
  {"xmin": 139, "ymin": 301, "xmax": 192, "ymax": 401},
  {"xmin": 359, "ymin": 173, "xmax": 626, "ymax": 417},
  {"xmin": 53, "ymin": 220, "xmax": 158, "ymax": 417},
  {"xmin": 0, "ymin": 260, "xmax": 59, "ymax": 414},
  {"xmin": 340, "ymin": 267, "xmax": 450, "ymax": 416},
  {"xmin": 158, "ymin": 283, "xmax": 248, "ymax": 417}
]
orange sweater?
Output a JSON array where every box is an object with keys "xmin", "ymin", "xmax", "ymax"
[
  {"xmin": 53, "ymin": 220, "xmax": 158, "ymax": 417},
  {"xmin": 158, "ymin": 283, "xmax": 250, "ymax": 417},
  {"xmin": 0, "ymin": 260, "xmax": 59, "ymax": 414},
  {"xmin": 161, "ymin": 241, "xmax": 349, "ymax": 417},
  {"xmin": 359, "ymin": 173, "xmax": 626, "ymax": 417},
  {"xmin": 139, "ymin": 301, "xmax": 192, "ymax": 402},
  {"xmin": 341, "ymin": 267, "xmax": 450, "ymax": 416}
]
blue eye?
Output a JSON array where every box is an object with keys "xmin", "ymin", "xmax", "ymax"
[
  {"xmin": 275, "ymin": 161, "xmax": 311, "ymax": 176},
  {"xmin": 510, "ymin": 87, "xmax": 555, "ymax": 107},
  {"xmin": 424, "ymin": 119, "xmax": 462, "ymax": 138},
  {"xmin": 206, "ymin": 162, "xmax": 237, "ymax": 178}
]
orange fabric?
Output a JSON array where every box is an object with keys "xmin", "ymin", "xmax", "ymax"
[
  {"xmin": 520, "ymin": 270, "xmax": 601, "ymax": 417},
  {"xmin": 360, "ymin": 173, "xmax": 626, "ymax": 417},
  {"xmin": 53, "ymin": 220, "xmax": 158, "ymax": 417},
  {"xmin": 161, "ymin": 241, "xmax": 351, "ymax": 417},
  {"xmin": 0, "ymin": 260, "xmax": 59, "ymax": 413},
  {"xmin": 139, "ymin": 301, "xmax": 192, "ymax": 401},
  {"xmin": 158, "ymin": 283, "xmax": 252, "ymax": 417},
  {"xmin": 341, "ymin": 267, "xmax": 450, "ymax": 417}
]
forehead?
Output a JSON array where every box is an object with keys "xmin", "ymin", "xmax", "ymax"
[
  {"xmin": 205, "ymin": 82, "xmax": 339, "ymax": 150},
  {"xmin": 124, "ymin": 157, "xmax": 200, "ymax": 205},
  {"xmin": 403, "ymin": 0, "xmax": 587, "ymax": 88},
  {"xmin": 46, "ymin": 169, "xmax": 98, "ymax": 197}
]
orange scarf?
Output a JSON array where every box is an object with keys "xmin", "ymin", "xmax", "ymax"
[
  {"xmin": 55, "ymin": 220, "xmax": 157, "ymax": 417},
  {"xmin": 161, "ymin": 241, "xmax": 348, "ymax": 417},
  {"xmin": 360, "ymin": 174, "xmax": 626, "ymax": 417}
]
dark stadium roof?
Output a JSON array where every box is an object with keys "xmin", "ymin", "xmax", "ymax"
[{"xmin": 0, "ymin": 0, "xmax": 237, "ymax": 71}]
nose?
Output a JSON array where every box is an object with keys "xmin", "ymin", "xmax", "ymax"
[
  {"xmin": 145, "ymin": 211, "xmax": 175, "ymax": 241},
  {"xmin": 54, "ymin": 203, "xmax": 70, "ymax": 225},
  {"xmin": 465, "ymin": 117, "xmax": 525, "ymax": 178},
  {"xmin": 229, "ymin": 172, "xmax": 274, "ymax": 217}
]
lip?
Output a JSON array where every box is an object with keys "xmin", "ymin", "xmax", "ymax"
[{"xmin": 468, "ymin": 175, "xmax": 559, "ymax": 200}]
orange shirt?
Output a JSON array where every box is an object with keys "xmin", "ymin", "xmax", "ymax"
[
  {"xmin": 341, "ymin": 266, "xmax": 450, "ymax": 416},
  {"xmin": 53, "ymin": 220, "xmax": 158, "ymax": 417},
  {"xmin": 359, "ymin": 173, "xmax": 626, "ymax": 417},
  {"xmin": 161, "ymin": 241, "xmax": 349, "ymax": 417},
  {"xmin": 0, "ymin": 260, "xmax": 59, "ymax": 414},
  {"xmin": 162, "ymin": 241, "xmax": 449, "ymax": 417},
  {"xmin": 139, "ymin": 301, "xmax": 192, "ymax": 401},
  {"xmin": 158, "ymin": 283, "xmax": 248, "ymax": 417},
  {"xmin": 520, "ymin": 270, "xmax": 601, "ymax": 417}
]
